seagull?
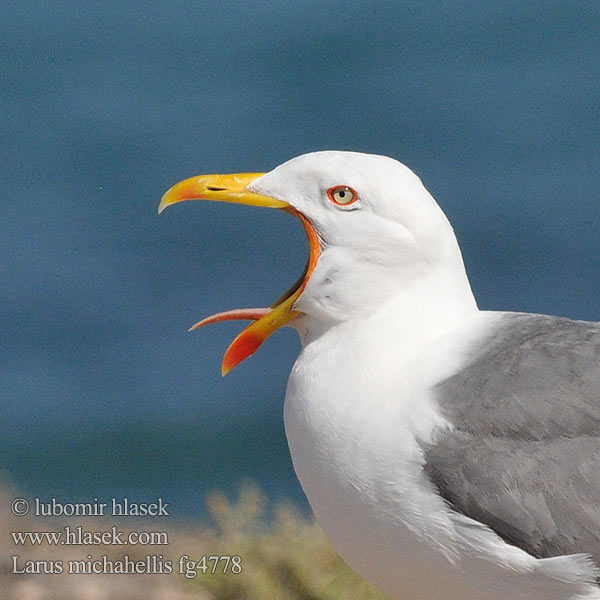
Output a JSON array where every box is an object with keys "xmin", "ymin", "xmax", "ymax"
[{"xmin": 159, "ymin": 151, "xmax": 600, "ymax": 600}]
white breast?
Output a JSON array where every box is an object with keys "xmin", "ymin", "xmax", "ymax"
[{"xmin": 283, "ymin": 313, "xmax": 600, "ymax": 600}]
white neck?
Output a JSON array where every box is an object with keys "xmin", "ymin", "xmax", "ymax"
[{"xmin": 296, "ymin": 256, "xmax": 478, "ymax": 358}]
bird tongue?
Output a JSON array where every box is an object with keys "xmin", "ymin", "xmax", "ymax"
[{"xmin": 189, "ymin": 308, "xmax": 273, "ymax": 330}]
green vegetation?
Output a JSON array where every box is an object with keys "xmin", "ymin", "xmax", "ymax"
[{"xmin": 193, "ymin": 482, "xmax": 387, "ymax": 600}]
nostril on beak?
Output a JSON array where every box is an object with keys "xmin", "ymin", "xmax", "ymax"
[{"xmin": 206, "ymin": 186, "xmax": 226, "ymax": 191}]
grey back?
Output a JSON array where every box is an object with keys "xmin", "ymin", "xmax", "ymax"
[{"xmin": 424, "ymin": 313, "xmax": 600, "ymax": 566}]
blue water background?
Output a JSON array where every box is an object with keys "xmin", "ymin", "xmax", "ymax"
[{"xmin": 2, "ymin": 1, "xmax": 599, "ymax": 517}]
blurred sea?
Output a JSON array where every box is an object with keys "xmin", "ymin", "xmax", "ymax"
[{"xmin": 2, "ymin": 1, "xmax": 599, "ymax": 518}]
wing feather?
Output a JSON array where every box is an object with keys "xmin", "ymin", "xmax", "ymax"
[{"xmin": 424, "ymin": 313, "xmax": 600, "ymax": 565}]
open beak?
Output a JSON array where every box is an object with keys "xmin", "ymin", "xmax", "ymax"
[{"xmin": 159, "ymin": 172, "xmax": 320, "ymax": 375}]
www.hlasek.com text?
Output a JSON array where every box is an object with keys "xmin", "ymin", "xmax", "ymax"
[{"xmin": 11, "ymin": 526, "xmax": 168, "ymax": 546}]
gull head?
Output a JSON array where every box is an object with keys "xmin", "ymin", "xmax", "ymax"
[{"xmin": 159, "ymin": 151, "xmax": 470, "ymax": 374}]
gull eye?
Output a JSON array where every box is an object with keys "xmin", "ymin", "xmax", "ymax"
[{"xmin": 327, "ymin": 185, "xmax": 358, "ymax": 207}]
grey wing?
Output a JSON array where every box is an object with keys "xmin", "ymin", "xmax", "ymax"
[{"xmin": 424, "ymin": 312, "xmax": 600, "ymax": 565}]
